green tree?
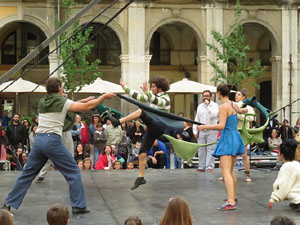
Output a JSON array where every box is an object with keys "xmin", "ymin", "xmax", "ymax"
[
  {"xmin": 206, "ymin": 0, "xmax": 267, "ymax": 89},
  {"xmin": 58, "ymin": 0, "xmax": 101, "ymax": 93}
]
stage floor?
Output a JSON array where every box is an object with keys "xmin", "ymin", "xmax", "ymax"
[{"xmin": 1, "ymin": 168, "xmax": 299, "ymax": 225}]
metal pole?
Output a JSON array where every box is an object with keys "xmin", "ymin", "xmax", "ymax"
[{"xmin": 57, "ymin": 0, "xmax": 61, "ymax": 77}]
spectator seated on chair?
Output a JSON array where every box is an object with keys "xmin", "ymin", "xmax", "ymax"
[{"xmin": 268, "ymin": 129, "xmax": 282, "ymax": 152}]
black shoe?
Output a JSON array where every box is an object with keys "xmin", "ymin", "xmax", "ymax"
[
  {"xmin": 131, "ymin": 177, "xmax": 147, "ymax": 190},
  {"xmin": 289, "ymin": 203, "xmax": 300, "ymax": 211},
  {"xmin": 107, "ymin": 113, "xmax": 120, "ymax": 128},
  {"xmin": 72, "ymin": 207, "xmax": 90, "ymax": 214},
  {"xmin": 36, "ymin": 177, "xmax": 44, "ymax": 183},
  {"xmin": 1, "ymin": 204, "xmax": 11, "ymax": 211}
]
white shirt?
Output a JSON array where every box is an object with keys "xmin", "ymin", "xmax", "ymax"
[
  {"xmin": 270, "ymin": 161, "xmax": 300, "ymax": 204},
  {"xmin": 193, "ymin": 100, "xmax": 219, "ymax": 135},
  {"xmin": 236, "ymin": 101, "xmax": 255, "ymax": 129},
  {"xmin": 36, "ymin": 99, "xmax": 73, "ymax": 137}
]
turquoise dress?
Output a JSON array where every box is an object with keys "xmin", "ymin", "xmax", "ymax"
[{"xmin": 212, "ymin": 114, "xmax": 245, "ymax": 158}]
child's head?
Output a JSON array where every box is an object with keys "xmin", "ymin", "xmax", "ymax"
[
  {"xmin": 83, "ymin": 158, "xmax": 92, "ymax": 170},
  {"xmin": 279, "ymin": 140, "xmax": 297, "ymax": 162},
  {"xmin": 159, "ymin": 197, "xmax": 193, "ymax": 225},
  {"xmin": 135, "ymin": 142, "xmax": 141, "ymax": 149},
  {"xmin": 47, "ymin": 203, "xmax": 69, "ymax": 225},
  {"xmin": 0, "ymin": 209, "xmax": 13, "ymax": 225},
  {"xmin": 77, "ymin": 160, "xmax": 83, "ymax": 170},
  {"xmin": 270, "ymin": 215, "xmax": 295, "ymax": 225},
  {"xmin": 127, "ymin": 162, "xmax": 134, "ymax": 169},
  {"xmin": 114, "ymin": 160, "xmax": 122, "ymax": 170},
  {"xmin": 96, "ymin": 123, "xmax": 103, "ymax": 131},
  {"xmin": 124, "ymin": 216, "xmax": 142, "ymax": 225}
]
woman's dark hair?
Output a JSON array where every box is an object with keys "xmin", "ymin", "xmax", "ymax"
[
  {"xmin": 31, "ymin": 124, "xmax": 38, "ymax": 132},
  {"xmin": 279, "ymin": 140, "xmax": 297, "ymax": 161},
  {"xmin": 238, "ymin": 89, "xmax": 247, "ymax": 98},
  {"xmin": 270, "ymin": 215, "xmax": 296, "ymax": 225},
  {"xmin": 102, "ymin": 145, "xmax": 112, "ymax": 155},
  {"xmin": 217, "ymin": 84, "xmax": 233, "ymax": 97},
  {"xmin": 46, "ymin": 77, "xmax": 62, "ymax": 94},
  {"xmin": 91, "ymin": 114, "xmax": 100, "ymax": 124},
  {"xmin": 124, "ymin": 216, "xmax": 142, "ymax": 225},
  {"xmin": 74, "ymin": 143, "xmax": 85, "ymax": 158},
  {"xmin": 150, "ymin": 76, "xmax": 170, "ymax": 92}
]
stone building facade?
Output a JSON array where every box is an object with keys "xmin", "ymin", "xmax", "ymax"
[{"xmin": 0, "ymin": 0, "xmax": 299, "ymax": 124}]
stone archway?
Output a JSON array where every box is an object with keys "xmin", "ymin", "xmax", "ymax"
[{"xmin": 147, "ymin": 20, "xmax": 203, "ymax": 118}]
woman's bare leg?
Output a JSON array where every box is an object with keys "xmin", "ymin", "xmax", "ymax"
[
  {"xmin": 242, "ymin": 147, "xmax": 251, "ymax": 182},
  {"xmin": 230, "ymin": 156, "xmax": 238, "ymax": 199},
  {"xmin": 221, "ymin": 155, "xmax": 235, "ymax": 204}
]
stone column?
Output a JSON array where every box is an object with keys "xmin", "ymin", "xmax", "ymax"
[
  {"xmin": 280, "ymin": 8, "xmax": 298, "ymax": 124},
  {"xmin": 270, "ymin": 56, "xmax": 282, "ymax": 113},
  {"xmin": 203, "ymin": 5, "xmax": 224, "ymax": 86},
  {"xmin": 120, "ymin": 2, "xmax": 151, "ymax": 114},
  {"xmin": 48, "ymin": 53, "xmax": 60, "ymax": 78}
]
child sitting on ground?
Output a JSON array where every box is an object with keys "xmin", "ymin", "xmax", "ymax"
[
  {"xmin": 126, "ymin": 161, "xmax": 135, "ymax": 170},
  {"xmin": 113, "ymin": 160, "xmax": 122, "ymax": 170},
  {"xmin": 268, "ymin": 140, "xmax": 300, "ymax": 211}
]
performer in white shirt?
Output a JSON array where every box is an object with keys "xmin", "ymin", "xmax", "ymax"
[{"xmin": 193, "ymin": 90, "xmax": 219, "ymax": 172}]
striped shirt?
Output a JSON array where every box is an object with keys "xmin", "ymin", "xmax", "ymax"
[{"xmin": 124, "ymin": 85, "xmax": 171, "ymax": 112}]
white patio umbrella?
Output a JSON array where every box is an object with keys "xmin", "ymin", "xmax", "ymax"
[
  {"xmin": 167, "ymin": 78, "xmax": 216, "ymax": 93},
  {"xmin": 79, "ymin": 78, "xmax": 125, "ymax": 93},
  {"xmin": 0, "ymin": 78, "xmax": 46, "ymax": 93},
  {"xmin": 167, "ymin": 78, "xmax": 216, "ymax": 119}
]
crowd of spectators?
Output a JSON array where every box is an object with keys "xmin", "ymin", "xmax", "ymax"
[
  {"xmin": 1, "ymin": 109, "xmax": 299, "ymax": 172},
  {"xmin": 0, "ymin": 198, "xmax": 295, "ymax": 225}
]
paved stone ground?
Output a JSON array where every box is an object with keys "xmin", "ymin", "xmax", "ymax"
[{"xmin": 0, "ymin": 168, "xmax": 299, "ymax": 225}]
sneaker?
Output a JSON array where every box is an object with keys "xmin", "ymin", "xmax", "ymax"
[
  {"xmin": 245, "ymin": 175, "xmax": 252, "ymax": 182},
  {"xmin": 107, "ymin": 113, "xmax": 121, "ymax": 128},
  {"xmin": 130, "ymin": 177, "xmax": 147, "ymax": 190},
  {"xmin": 72, "ymin": 207, "xmax": 90, "ymax": 214},
  {"xmin": 289, "ymin": 203, "xmax": 300, "ymax": 211},
  {"xmin": 1, "ymin": 204, "xmax": 10, "ymax": 211},
  {"xmin": 217, "ymin": 202, "xmax": 237, "ymax": 211},
  {"xmin": 36, "ymin": 177, "xmax": 44, "ymax": 183}
]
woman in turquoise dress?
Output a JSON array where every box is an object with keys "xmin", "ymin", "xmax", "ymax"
[{"xmin": 197, "ymin": 84, "xmax": 248, "ymax": 211}]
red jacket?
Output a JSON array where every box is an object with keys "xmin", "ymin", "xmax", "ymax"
[
  {"xmin": 80, "ymin": 122, "xmax": 89, "ymax": 144},
  {"xmin": 95, "ymin": 154, "xmax": 116, "ymax": 170}
]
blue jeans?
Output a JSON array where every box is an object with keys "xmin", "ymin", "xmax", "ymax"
[
  {"xmin": 94, "ymin": 147, "xmax": 100, "ymax": 168},
  {"xmin": 174, "ymin": 153, "xmax": 182, "ymax": 169},
  {"xmin": 5, "ymin": 133, "xmax": 86, "ymax": 209}
]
